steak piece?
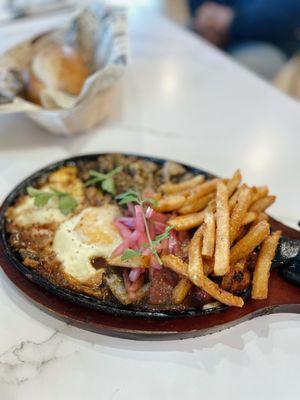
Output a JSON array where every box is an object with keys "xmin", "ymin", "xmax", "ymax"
[{"xmin": 149, "ymin": 267, "xmax": 178, "ymax": 305}]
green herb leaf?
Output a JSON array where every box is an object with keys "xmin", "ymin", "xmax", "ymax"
[
  {"xmin": 118, "ymin": 195, "xmax": 139, "ymax": 205},
  {"xmin": 27, "ymin": 186, "xmax": 77, "ymax": 215},
  {"xmin": 143, "ymin": 197, "xmax": 158, "ymax": 206},
  {"xmin": 33, "ymin": 193, "xmax": 54, "ymax": 207},
  {"xmin": 85, "ymin": 167, "xmax": 122, "ymax": 195},
  {"xmin": 116, "ymin": 189, "xmax": 141, "ymax": 205},
  {"xmin": 50, "ymin": 187, "xmax": 68, "ymax": 197},
  {"xmin": 116, "ymin": 189, "xmax": 157, "ymax": 207},
  {"xmin": 121, "ymin": 248, "xmax": 141, "ymax": 261},
  {"xmin": 101, "ymin": 177, "xmax": 115, "ymax": 195},
  {"xmin": 27, "ymin": 187, "xmax": 54, "ymax": 208},
  {"xmin": 27, "ymin": 187, "xmax": 42, "ymax": 197},
  {"xmin": 89, "ymin": 170, "xmax": 107, "ymax": 180},
  {"xmin": 58, "ymin": 195, "xmax": 78, "ymax": 215},
  {"xmin": 107, "ymin": 166, "xmax": 123, "ymax": 178},
  {"xmin": 152, "ymin": 226, "xmax": 173, "ymax": 246}
]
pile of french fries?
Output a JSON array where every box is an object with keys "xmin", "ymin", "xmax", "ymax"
[{"xmin": 155, "ymin": 170, "xmax": 281, "ymax": 308}]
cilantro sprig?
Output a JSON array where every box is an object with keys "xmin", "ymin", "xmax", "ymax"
[
  {"xmin": 27, "ymin": 187, "xmax": 77, "ymax": 215},
  {"xmin": 85, "ymin": 166, "xmax": 122, "ymax": 195},
  {"xmin": 117, "ymin": 190, "xmax": 172, "ymax": 265}
]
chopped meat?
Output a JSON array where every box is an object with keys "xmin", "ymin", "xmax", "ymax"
[
  {"xmin": 246, "ymin": 251, "xmax": 258, "ymax": 272},
  {"xmin": 97, "ymin": 155, "xmax": 115, "ymax": 173},
  {"xmin": 231, "ymin": 270, "xmax": 251, "ymax": 293},
  {"xmin": 84, "ymin": 186, "xmax": 109, "ymax": 206},
  {"xmin": 128, "ymin": 160, "xmax": 158, "ymax": 191},
  {"xmin": 114, "ymin": 171, "xmax": 136, "ymax": 194},
  {"xmin": 9, "ymin": 223, "xmax": 55, "ymax": 252},
  {"xmin": 149, "ymin": 267, "xmax": 179, "ymax": 305},
  {"xmin": 193, "ymin": 287, "xmax": 214, "ymax": 305},
  {"xmin": 77, "ymin": 160, "xmax": 98, "ymax": 180}
]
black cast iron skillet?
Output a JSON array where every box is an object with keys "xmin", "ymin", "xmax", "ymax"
[{"xmin": 0, "ymin": 154, "xmax": 299, "ymax": 321}]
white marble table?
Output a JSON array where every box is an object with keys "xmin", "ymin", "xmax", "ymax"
[{"xmin": 1, "ymin": 6, "xmax": 300, "ymax": 400}]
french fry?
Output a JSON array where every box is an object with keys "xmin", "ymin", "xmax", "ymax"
[
  {"xmin": 155, "ymin": 194, "xmax": 186, "ymax": 212},
  {"xmin": 221, "ymin": 259, "xmax": 246, "ymax": 290},
  {"xmin": 159, "ymin": 175, "xmax": 205, "ymax": 194},
  {"xmin": 228, "ymin": 184, "xmax": 248, "ymax": 212},
  {"xmin": 227, "ymin": 170, "xmax": 242, "ymax": 197},
  {"xmin": 162, "ymin": 254, "xmax": 212, "ymax": 279},
  {"xmin": 229, "ymin": 187, "xmax": 253, "ymax": 244},
  {"xmin": 257, "ymin": 212, "xmax": 269, "ymax": 221},
  {"xmin": 230, "ymin": 220, "xmax": 270, "ymax": 264},
  {"xmin": 167, "ymin": 211, "xmax": 205, "ymax": 231},
  {"xmin": 251, "ymin": 186, "xmax": 269, "ymax": 203},
  {"xmin": 205, "ymin": 199, "xmax": 216, "ymax": 213},
  {"xmin": 183, "ymin": 178, "xmax": 219, "ymax": 206},
  {"xmin": 202, "ymin": 276, "xmax": 244, "ymax": 307},
  {"xmin": 250, "ymin": 212, "xmax": 269, "ymax": 228},
  {"xmin": 250, "ymin": 195, "xmax": 276, "ymax": 212},
  {"xmin": 108, "ymin": 255, "xmax": 150, "ymax": 268},
  {"xmin": 242, "ymin": 211, "xmax": 257, "ymax": 226},
  {"xmin": 202, "ymin": 210, "xmax": 216, "ymax": 258},
  {"xmin": 179, "ymin": 192, "xmax": 215, "ymax": 215},
  {"xmin": 162, "ymin": 254, "xmax": 189, "ymax": 276},
  {"xmin": 229, "ymin": 190, "xmax": 240, "ymax": 212},
  {"xmin": 202, "ymin": 176, "xmax": 234, "ymax": 215},
  {"xmin": 252, "ymin": 230, "xmax": 281, "ymax": 299},
  {"xmin": 188, "ymin": 226, "xmax": 204, "ymax": 285},
  {"xmin": 172, "ymin": 278, "xmax": 193, "ymax": 304},
  {"xmin": 214, "ymin": 182, "xmax": 230, "ymax": 276},
  {"xmin": 162, "ymin": 255, "xmax": 243, "ymax": 307}
]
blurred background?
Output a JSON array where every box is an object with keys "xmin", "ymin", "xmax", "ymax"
[
  {"xmin": 1, "ymin": 0, "xmax": 300, "ymax": 100},
  {"xmin": 134, "ymin": 0, "xmax": 300, "ymax": 99}
]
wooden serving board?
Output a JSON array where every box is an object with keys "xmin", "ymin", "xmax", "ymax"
[{"xmin": 0, "ymin": 217, "xmax": 299, "ymax": 340}]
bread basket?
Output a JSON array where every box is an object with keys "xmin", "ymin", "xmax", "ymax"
[{"xmin": 0, "ymin": 2, "xmax": 128, "ymax": 136}]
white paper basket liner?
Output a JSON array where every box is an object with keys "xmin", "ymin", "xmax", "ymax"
[{"xmin": 0, "ymin": 2, "xmax": 128, "ymax": 136}]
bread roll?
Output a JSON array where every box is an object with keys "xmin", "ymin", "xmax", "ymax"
[{"xmin": 26, "ymin": 44, "xmax": 89, "ymax": 105}]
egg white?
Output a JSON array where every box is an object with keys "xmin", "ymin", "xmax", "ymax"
[
  {"xmin": 10, "ymin": 166, "xmax": 84, "ymax": 227},
  {"xmin": 52, "ymin": 205, "xmax": 122, "ymax": 281},
  {"xmin": 11, "ymin": 188, "xmax": 69, "ymax": 227}
]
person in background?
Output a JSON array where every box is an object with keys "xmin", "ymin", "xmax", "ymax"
[{"xmin": 189, "ymin": 0, "xmax": 300, "ymax": 80}]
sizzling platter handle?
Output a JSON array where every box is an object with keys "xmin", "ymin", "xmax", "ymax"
[{"xmin": 275, "ymin": 237, "xmax": 300, "ymax": 287}]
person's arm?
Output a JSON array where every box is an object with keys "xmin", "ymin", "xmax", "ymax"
[{"xmin": 231, "ymin": 0, "xmax": 300, "ymax": 42}]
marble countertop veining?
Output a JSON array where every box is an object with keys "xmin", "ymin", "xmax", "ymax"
[{"xmin": 0, "ymin": 6, "xmax": 300, "ymax": 400}]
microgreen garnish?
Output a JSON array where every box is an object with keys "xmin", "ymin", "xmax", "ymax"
[
  {"xmin": 121, "ymin": 248, "xmax": 141, "ymax": 261},
  {"xmin": 27, "ymin": 187, "xmax": 77, "ymax": 215},
  {"xmin": 85, "ymin": 166, "xmax": 122, "ymax": 195},
  {"xmin": 116, "ymin": 190, "xmax": 172, "ymax": 265},
  {"xmin": 152, "ymin": 226, "xmax": 173, "ymax": 246},
  {"xmin": 115, "ymin": 189, "xmax": 157, "ymax": 206}
]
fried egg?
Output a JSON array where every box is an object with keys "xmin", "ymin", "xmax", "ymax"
[
  {"xmin": 52, "ymin": 205, "xmax": 122, "ymax": 281},
  {"xmin": 10, "ymin": 166, "xmax": 84, "ymax": 227}
]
